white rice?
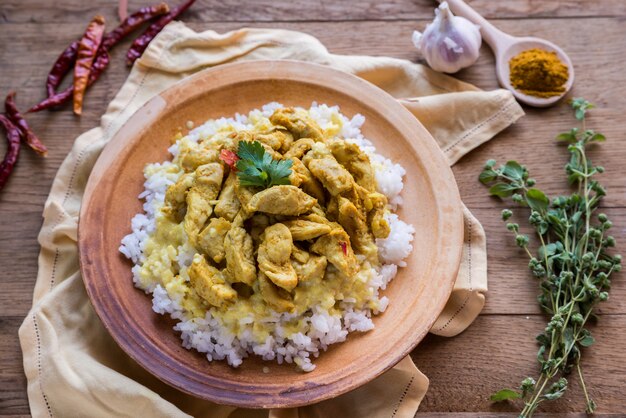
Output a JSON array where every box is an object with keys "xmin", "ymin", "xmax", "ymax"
[{"xmin": 120, "ymin": 102, "xmax": 415, "ymax": 372}]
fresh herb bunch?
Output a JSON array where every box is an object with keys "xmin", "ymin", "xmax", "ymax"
[
  {"xmin": 480, "ymin": 99, "xmax": 621, "ymax": 416},
  {"xmin": 235, "ymin": 140, "xmax": 293, "ymax": 188}
]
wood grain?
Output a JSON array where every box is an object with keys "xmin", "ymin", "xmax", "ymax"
[
  {"xmin": 0, "ymin": 317, "xmax": 28, "ymax": 416},
  {"xmin": 1, "ymin": 0, "xmax": 625, "ymax": 23},
  {"xmin": 1, "ymin": 0, "xmax": 626, "ymax": 415},
  {"xmin": 413, "ymin": 315, "xmax": 626, "ymax": 413}
]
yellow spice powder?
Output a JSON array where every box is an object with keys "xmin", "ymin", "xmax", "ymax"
[{"xmin": 509, "ymin": 48, "xmax": 569, "ymax": 98}]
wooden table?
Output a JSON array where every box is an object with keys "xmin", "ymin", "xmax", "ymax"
[{"xmin": 1, "ymin": 1, "xmax": 625, "ymax": 416}]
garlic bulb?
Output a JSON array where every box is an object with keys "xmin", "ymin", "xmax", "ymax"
[{"xmin": 412, "ymin": 2, "xmax": 482, "ymax": 74}]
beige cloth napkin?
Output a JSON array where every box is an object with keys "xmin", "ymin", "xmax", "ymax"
[{"xmin": 19, "ymin": 22, "xmax": 524, "ymax": 417}]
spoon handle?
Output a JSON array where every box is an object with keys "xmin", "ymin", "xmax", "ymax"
[{"xmin": 439, "ymin": 0, "xmax": 516, "ymax": 54}]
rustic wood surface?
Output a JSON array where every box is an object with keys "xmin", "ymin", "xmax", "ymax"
[{"xmin": 0, "ymin": 0, "xmax": 625, "ymax": 415}]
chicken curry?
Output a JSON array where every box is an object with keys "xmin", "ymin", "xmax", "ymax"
[{"xmin": 136, "ymin": 107, "xmax": 392, "ymax": 341}]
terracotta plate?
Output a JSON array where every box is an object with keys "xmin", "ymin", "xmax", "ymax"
[{"xmin": 79, "ymin": 60, "xmax": 464, "ymax": 408}]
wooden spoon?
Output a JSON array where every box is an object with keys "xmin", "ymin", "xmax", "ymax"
[{"xmin": 443, "ymin": 0, "xmax": 574, "ymax": 107}]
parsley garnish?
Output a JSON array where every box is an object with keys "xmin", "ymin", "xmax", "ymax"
[{"xmin": 235, "ymin": 140, "xmax": 293, "ymax": 188}]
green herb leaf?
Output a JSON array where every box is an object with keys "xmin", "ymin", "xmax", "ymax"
[
  {"xmin": 580, "ymin": 334, "xmax": 595, "ymax": 347},
  {"xmin": 489, "ymin": 182, "xmax": 518, "ymax": 198},
  {"xmin": 490, "ymin": 389, "xmax": 521, "ymax": 402},
  {"xmin": 556, "ymin": 129, "xmax": 578, "ymax": 143},
  {"xmin": 526, "ymin": 188, "xmax": 550, "ymax": 213},
  {"xmin": 544, "ymin": 391, "xmax": 564, "ymax": 401},
  {"xmin": 502, "ymin": 161, "xmax": 524, "ymax": 180},
  {"xmin": 571, "ymin": 98, "xmax": 594, "ymax": 120},
  {"xmin": 543, "ymin": 378, "xmax": 568, "ymax": 400},
  {"xmin": 538, "ymin": 243, "xmax": 558, "ymax": 260},
  {"xmin": 479, "ymin": 169, "xmax": 497, "ymax": 184},
  {"xmin": 591, "ymin": 133, "xmax": 606, "ymax": 142},
  {"xmin": 235, "ymin": 141, "xmax": 293, "ymax": 189},
  {"xmin": 563, "ymin": 326, "xmax": 574, "ymax": 349}
]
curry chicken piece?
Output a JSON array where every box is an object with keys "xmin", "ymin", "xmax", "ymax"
[
  {"xmin": 310, "ymin": 226, "xmax": 359, "ymax": 277},
  {"xmin": 304, "ymin": 144, "xmax": 356, "ymax": 196},
  {"xmin": 289, "ymin": 157, "xmax": 325, "ymax": 203},
  {"xmin": 234, "ymin": 181, "xmax": 256, "ymax": 216},
  {"xmin": 367, "ymin": 192, "xmax": 391, "ymax": 239},
  {"xmin": 197, "ymin": 217, "xmax": 231, "ymax": 263},
  {"xmin": 257, "ymin": 223, "xmax": 298, "ymax": 292},
  {"xmin": 307, "ymin": 158, "xmax": 355, "ymax": 196},
  {"xmin": 282, "ymin": 219, "xmax": 331, "ymax": 241},
  {"xmin": 162, "ymin": 172, "xmax": 195, "ymax": 222},
  {"xmin": 329, "ymin": 139, "xmax": 377, "ymax": 192},
  {"xmin": 188, "ymin": 254, "xmax": 237, "ymax": 308},
  {"xmin": 291, "ymin": 253, "xmax": 327, "ymax": 283},
  {"xmin": 184, "ymin": 163, "xmax": 224, "ymax": 246},
  {"xmin": 234, "ymin": 131, "xmax": 282, "ymax": 160},
  {"xmin": 291, "ymin": 244, "xmax": 310, "ymax": 263},
  {"xmin": 254, "ymin": 129, "xmax": 294, "ymax": 153},
  {"xmin": 224, "ymin": 217, "xmax": 257, "ymax": 285},
  {"xmin": 214, "ymin": 172, "xmax": 240, "ymax": 222},
  {"xmin": 269, "ymin": 107, "xmax": 324, "ymax": 142},
  {"xmin": 337, "ymin": 196, "xmax": 378, "ymax": 261},
  {"xmin": 248, "ymin": 213, "xmax": 271, "ymax": 246},
  {"xmin": 247, "ymin": 185, "xmax": 317, "ymax": 216},
  {"xmin": 258, "ymin": 272, "xmax": 295, "ymax": 313},
  {"xmin": 283, "ymin": 138, "xmax": 315, "ymax": 160},
  {"xmin": 178, "ymin": 140, "xmax": 221, "ymax": 173}
]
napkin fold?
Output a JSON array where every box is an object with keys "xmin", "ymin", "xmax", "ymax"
[{"xmin": 19, "ymin": 22, "xmax": 523, "ymax": 417}]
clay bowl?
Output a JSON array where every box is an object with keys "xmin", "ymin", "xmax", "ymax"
[{"xmin": 79, "ymin": 60, "xmax": 464, "ymax": 408}]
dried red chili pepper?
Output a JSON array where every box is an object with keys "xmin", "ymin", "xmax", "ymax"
[
  {"xmin": 29, "ymin": 49, "xmax": 108, "ymax": 113},
  {"xmin": 46, "ymin": 41, "xmax": 79, "ymax": 98},
  {"xmin": 5, "ymin": 92, "xmax": 47, "ymax": 156},
  {"xmin": 30, "ymin": 3, "xmax": 171, "ymax": 113},
  {"xmin": 126, "ymin": 0, "xmax": 196, "ymax": 66},
  {"xmin": 340, "ymin": 241, "xmax": 348, "ymax": 256},
  {"xmin": 73, "ymin": 15, "xmax": 106, "ymax": 115},
  {"xmin": 104, "ymin": 2, "xmax": 170, "ymax": 50},
  {"xmin": 0, "ymin": 115, "xmax": 22, "ymax": 191},
  {"xmin": 29, "ymin": 86, "xmax": 73, "ymax": 113}
]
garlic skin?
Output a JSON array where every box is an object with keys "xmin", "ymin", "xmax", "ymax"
[{"xmin": 412, "ymin": 2, "xmax": 482, "ymax": 74}]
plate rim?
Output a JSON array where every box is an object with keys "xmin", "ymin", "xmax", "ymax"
[{"xmin": 78, "ymin": 59, "xmax": 464, "ymax": 408}]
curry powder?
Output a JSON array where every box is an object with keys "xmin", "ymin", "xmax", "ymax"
[{"xmin": 509, "ymin": 48, "xmax": 569, "ymax": 98}]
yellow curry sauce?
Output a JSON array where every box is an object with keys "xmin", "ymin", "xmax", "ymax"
[{"xmin": 136, "ymin": 107, "xmax": 390, "ymax": 343}]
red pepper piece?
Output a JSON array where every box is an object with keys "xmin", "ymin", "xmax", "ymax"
[
  {"xmin": 5, "ymin": 92, "xmax": 47, "ymax": 157},
  {"xmin": 73, "ymin": 15, "xmax": 106, "ymax": 115},
  {"xmin": 126, "ymin": 0, "xmax": 196, "ymax": 66},
  {"xmin": 340, "ymin": 241, "xmax": 348, "ymax": 256},
  {"xmin": 29, "ymin": 3, "xmax": 171, "ymax": 113},
  {"xmin": 47, "ymin": 41, "xmax": 79, "ymax": 98},
  {"xmin": 0, "ymin": 115, "xmax": 22, "ymax": 191},
  {"xmin": 219, "ymin": 149, "xmax": 240, "ymax": 170}
]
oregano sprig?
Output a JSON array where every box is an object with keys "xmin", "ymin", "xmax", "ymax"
[{"xmin": 480, "ymin": 99, "xmax": 621, "ymax": 416}]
